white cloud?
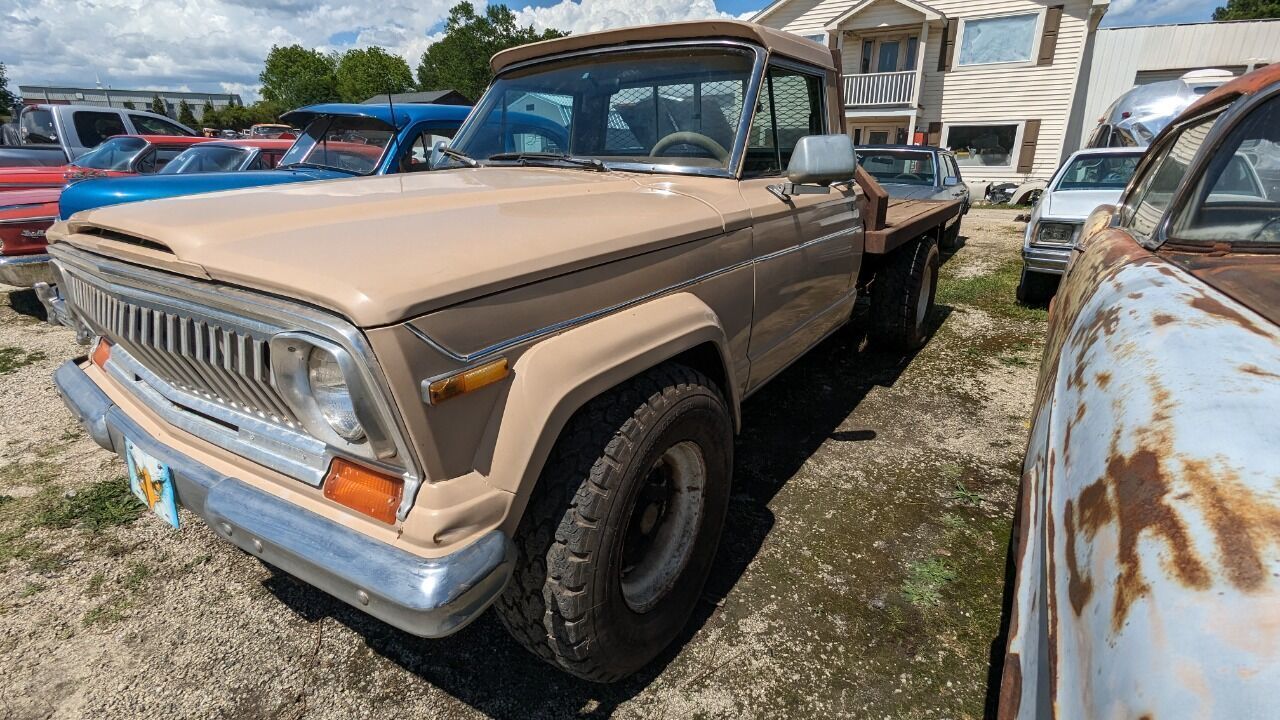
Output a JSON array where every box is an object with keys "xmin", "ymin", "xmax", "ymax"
[
  {"xmin": 515, "ymin": 0, "xmax": 734, "ymax": 35},
  {"xmin": 1, "ymin": 0, "xmax": 746, "ymax": 104}
]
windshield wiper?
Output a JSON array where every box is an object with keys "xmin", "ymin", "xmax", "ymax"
[
  {"xmin": 438, "ymin": 146, "xmax": 479, "ymax": 168},
  {"xmin": 486, "ymin": 152, "xmax": 609, "ymax": 172},
  {"xmin": 280, "ymin": 161, "xmax": 359, "ymax": 175}
]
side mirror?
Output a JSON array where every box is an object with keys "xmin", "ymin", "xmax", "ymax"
[
  {"xmin": 775, "ymin": 135, "xmax": 857, "ymax": 197},
  {"xmin": 430, "ymin": 139, "xmax": 447, "ymax": 169},
  {"xmin": 944, "ymin": 176, "xmax": 960, "ymax": 187}
]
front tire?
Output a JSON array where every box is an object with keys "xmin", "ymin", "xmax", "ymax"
[
  {"xmin": 870, "ymin": 234, "xmax": 941, "ymax": 351},
  {"xmin": 495, "ymin": 363, "xmax": 733, "ymax": 682},
  {"xmin": 941, "ymin": 217, "xmax": 962, "ymax": 250}
]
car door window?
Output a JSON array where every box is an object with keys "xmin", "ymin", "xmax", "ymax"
[
  {"xmin": 133, "ymin": 148, "xmax": 157, "ymax": 173},
  {"xmin": 944, "ymin": 155, "xmax": 961, "ymax": 182},
  {"xmin": 1121, "ymin": 113, "xmax": 1220, "ymax": 243},
  {"xmin": 130, "ymin": 114, "xmax": 190, "ymax": 136},
  {"xmin": 152, "ymin": 147, "xmax": 186, "ymax": 172},
  {"xmin": 72, "ymin": 111, "xmax": 127, "ymax": 147},
  {"xmin": 400, "ymin": 125, "xmax": 459, "ymax": 172},
  {"xmin": 743, "ymin": 66, "xmax": 825, "ymax": 177}
]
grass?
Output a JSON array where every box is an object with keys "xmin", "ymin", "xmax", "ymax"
[
  {"xmin": 82, "ymin": 596, "xmax": 132, "ymax": 627},
  {"xmin": 35, "ymin": 477, "xmax": 143, "ymax": 532},
  {"xmin": 0, "ymin": 346, "xmax": 47, "ymax": 375},
  {"xmin": 952, "ymin": 482, "xmax": 984, "ymax": 506},
  {"xmin": 902, "ymin": 557, "xmax": 957, "ymax": 607},
  {"xmin": 937, "ymin": 257, "xmax": 1048, "ymax": 323}
]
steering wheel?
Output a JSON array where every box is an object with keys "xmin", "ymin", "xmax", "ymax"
[
  {"xmin": 650, "ymin": 132, "xmax": 730, "ymax": 163},
  {"xmin": 896, "ymin": 173, "xmax": 924, "ymax": 183}
]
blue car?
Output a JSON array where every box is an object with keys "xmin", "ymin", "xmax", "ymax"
[{"xmin": 58, "ymin": 103, "xmax": 474, "ymax": 219}]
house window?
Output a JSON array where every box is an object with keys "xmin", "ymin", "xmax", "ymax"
[
  {"xmin": 957, "ymin": 13, "xmax": 1040, "ymax": 67},
  {"xmin": 861, "ymin": 40, "xmax": 873, "ymax": 74},
  {"xmin": 945, "ymin": 123, "xmax": 1020, "ymax": 167},
  {"xmin": 905, "ymin": 37, "xmax": 918, "ymax": 70}
]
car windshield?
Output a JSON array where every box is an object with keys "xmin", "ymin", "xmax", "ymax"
[
  {"xmin": 857, "ymin": 151, "xmax": 936, "ymax": 186},
  {"xmin": 159, "ymin": 145, "xmax": 251, "ymax": 174},
  {"xmin": 1056, "ymin": 153, "xmax": 1141, "ymax": 190},
  {"xmin": 445, "ymin": 46, "xmax": 756, "ymax": 174},
  {"xmin": 279, "ymin": 116, "xmax": 395, "ymax": 175},
  {"xmin": 1171, "ymin": 95, "xmax": 1280, "ymax": 245},
  {"xmin": 71, "ymin": 137, "xmax": 148, "ymax": 171}
]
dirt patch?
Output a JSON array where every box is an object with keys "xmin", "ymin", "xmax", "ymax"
[{"xmin": 0, "ymin": 210, "xmax": 1043, "ymax": 719}]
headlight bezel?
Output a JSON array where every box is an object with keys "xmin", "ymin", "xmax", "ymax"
[
  {"xmin": 270, "ymin": 332, "xmax": 398, "ymax": 461},
  {"xmin": 1035, "ymin": 221, "xmax": 1079, "ymax": 247}
]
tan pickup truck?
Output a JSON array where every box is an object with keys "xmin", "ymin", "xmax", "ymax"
[{"xmin": 45, "ymin": 21, "xmax": 960, "ymax": 681}]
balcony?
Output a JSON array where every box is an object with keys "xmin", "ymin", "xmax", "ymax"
[{"xmin": 842, "ymin": 70, "xmax": 916, "ymax": 107}]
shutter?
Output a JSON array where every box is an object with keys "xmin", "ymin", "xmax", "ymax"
[
  {"xmin": 1017, "ymin": 120, "xmax": 1041, "ymax": 173},
  {"xmin": 927, "ymin": 122, "xmax": 943, "ymax": 146},
  {"xmin": 938, "ymin": 21, "xmax": 956, "ymax": 72},
  {"xmin": 1037, "ymin": 6, "xmax": 1064, "ymax": 67}
]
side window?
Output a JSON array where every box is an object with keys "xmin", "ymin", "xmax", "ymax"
[
  {"xmin": 744, "ymin": 66, "xmax": 826, "ymax": 177},
  {"xmin": 261, "ymin": 151, "xmax": 283, "ymax": 169},
  {"xmin": 133, "ymin": 148, "xmax": 157, "ymax": 174},
  {"xmin": 130, "ymin": 114, "xmax": 190, "ymax": 136},
  {"xmin": 943, "ymin": 154, "xmax": 961, "ymax": 181},
  {"xmin": 72, "ymin": 111, "xmax": 127, "ymax": 147},
  {"xmin": 1122, "ymin": 113, "xmax": 1220, "ymax": 242},
  {"xmin": 400, "ymin": 125, "xmax": 458, "ymax": 172},
  {"xmin": 152, "ymin": 147, "xmax": 186, "ymax": 172}
]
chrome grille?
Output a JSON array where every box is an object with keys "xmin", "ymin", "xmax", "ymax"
[{"xmin": 61, "ymin": 269, "xmax": 299, "ymax": 428}]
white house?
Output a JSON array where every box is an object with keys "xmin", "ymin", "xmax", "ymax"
[{"xmin": 753, "ymin": 0, "xmax": 1110, "ymax": 188}]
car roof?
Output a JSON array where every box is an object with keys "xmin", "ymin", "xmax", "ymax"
[
  {"xmin": 491, "ymin": 20, "xmax": 835, "ymax": 74},
  {"xmin": 280, "ymin": 103, "xmax": 472, "ymax": 128},
  {"xmin": 857, "ymin": 144, "xmax": 950, "ymax": 154}
]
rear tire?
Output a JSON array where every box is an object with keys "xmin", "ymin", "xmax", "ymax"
[
  {"xmin": 495, "ymin": 363, "xmax": 733, "ymax": 682},
  {"xmin": 870, "ymin": 234, "xmax": 941, "ymax": 351},
  {"xmin": 1016, "ymin": 269, "xmax": 1058, "ymax": 306}
]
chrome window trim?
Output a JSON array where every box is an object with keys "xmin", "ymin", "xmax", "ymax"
[
  {"xmin": 49, "ymin": 243, "xmax": 425, "ymax": 519},
  {"xmin": 452, "ymin": 40, "xmax": 767, "ymax": 181},
  {"xmin": 410, "ymin": 224, "xmax": 860, "ymax": 364}
]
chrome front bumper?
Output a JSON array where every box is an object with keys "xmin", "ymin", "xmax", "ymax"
[
  {"xmin": 0, "ymin": 253, "xmax": 52, "ymax": 287},
  {"xmin": 1022, "ymin": 245, "xmax": 1072, "ymax": 275},
  {"xmin": 54, "ymin": 360, "xmax": 514, "ymax": 638}
]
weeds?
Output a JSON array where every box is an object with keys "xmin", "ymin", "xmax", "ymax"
[
  {"xmin": 903, "ymin": 558, "xmax": 956, "ymax": 607},
  {"xmin": 952, "ymin": 482, "xmax": 984, "ymax": 506},
  {"xmin": 937, "ymin": 258, "xmax": 1048, "ymax": 322},
  {"xmin": 0, "ymin": 346, "xmax": 47, "ymax": 375},
  {"xmin": 35, "ymin": 477, "xmax": 142, "ymax": 532}
]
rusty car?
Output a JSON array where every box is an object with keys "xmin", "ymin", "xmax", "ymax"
[{"xmin": 1000, "ymin": 63, "xmax": 1280, "ymax": 717}]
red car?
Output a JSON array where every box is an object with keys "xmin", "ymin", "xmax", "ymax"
[
  {"xmin": 0, "ymin": 134, "xmax": 212, "ymax": 192},
  {"xmin": 0, "ymin": 187, "xmax": 60, "ymax": 287}
]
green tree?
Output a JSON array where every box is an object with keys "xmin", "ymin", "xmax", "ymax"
[
  {"xmin": 177, "ymin": 99, "xmax": 198, "ymax": 127},
  {"xmin": 416, "ymin": 2, "xmax": 567, "ymax": 102},
  {"xmin": 1213, "ymin": 0, "xmax": 1280, "ymax": 19},
  {"xmin": 200, "ymin": 100, "xmax": 215, "ymax": 124},
  {"xmin": 259, "ymin": 44, "xmax": 338, "ymax": 109},
  {"xmin": 0, "ymin": 62, "xmax": 16, "ymax": 118},
  {"xmin": 149, "ymin": 94, "xmax": 167, "ymax": 116},
  {"xmin": 336, "ymin": 46, "xmax": 415, "ymax": 102}
]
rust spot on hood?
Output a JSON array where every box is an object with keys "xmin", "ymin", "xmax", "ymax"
[
  {"xmin": 1183, "ymin": 459, "xmax": 1280, "ymax": 593},
  {"xmin": 1153, "ymin": 313, "xmax": 1176, "ymax": 326},
  {"xmin": 1241, "ymin": 364, "xmax": 1280, "ymax": 380},
  {"xmin": 1189, "ymin": 295, "xmax": 1269, "ymax": 338}
]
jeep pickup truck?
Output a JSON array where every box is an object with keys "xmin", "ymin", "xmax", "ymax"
[{"xmin": 46, "ymin": 21, "xmax": 960, "ymax": 681}]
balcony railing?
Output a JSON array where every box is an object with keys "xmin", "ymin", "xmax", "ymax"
[{"xmin": 842, "ymin": 70, "xmax": 916, "ymax": 107}]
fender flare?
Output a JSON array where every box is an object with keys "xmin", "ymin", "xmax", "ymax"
[{"xmin": 475, "ymin": 291, "xmax": 738, "ymax": 507}]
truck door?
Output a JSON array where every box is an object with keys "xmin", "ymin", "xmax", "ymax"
[{"xmin": 741, "ymin": 64, "xmax": 862, "ymax": 392}]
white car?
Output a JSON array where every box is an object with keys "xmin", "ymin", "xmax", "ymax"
[{"xmin": 1017, "ymin": 148, "xmax": 1143, "ymax": 303}]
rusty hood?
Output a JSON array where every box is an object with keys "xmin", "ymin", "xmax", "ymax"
[{"xmin": 47, "ymin": 168, "xmax": 728, "ymax": 327}]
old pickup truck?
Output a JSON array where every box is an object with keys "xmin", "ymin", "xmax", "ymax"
[
  {"xmin": 0, "ymin": 104, "xmax": 196, "ymax": 168},
  {"xmin": 47, "ymin": 21, "xmax": 960, "ymax": 681}
]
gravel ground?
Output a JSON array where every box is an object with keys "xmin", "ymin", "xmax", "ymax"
[{"xmin": 0, "ymin": 208, "xmax": 1045, "ymax": 719}]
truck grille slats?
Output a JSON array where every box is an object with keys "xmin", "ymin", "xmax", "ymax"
[{"xmin": 62, "ymin": 270, "xmax": 298, "ymax": 427}]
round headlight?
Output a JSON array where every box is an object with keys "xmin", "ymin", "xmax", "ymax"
[{"xmin": 307, "ymin": 347, "xmax": 366, "ymax": 442}]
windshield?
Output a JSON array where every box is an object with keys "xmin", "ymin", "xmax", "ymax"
[
  {"xmin": 279, "ymin": 116, "xmax": 395, "ymax": 175},
  {"xmin": 19, "ymin": 109, "xmax": 58, "ymax": 144},
  {"xmin": 857, "ymin": 151, "xmax": 936, "ymax": 186},
  {"xmin": 445, "ymin": 46, "xmax": 756, "ymax": 174},
  {"xmin": 1171, "ymin": 95, "xmax": 1280, "ymax": 245},
  {"xmin": 1055, "ymin": 153, "xmax": 1141, "ymax": 190},
  {"xmin": 159, "ymin": 145, "xmax": 251, "ymax": 174},
  {"xmin": 71, "ymin": 137, "xmax": 148, "ymax": 171}
]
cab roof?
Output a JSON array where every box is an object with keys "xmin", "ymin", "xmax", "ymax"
[{"xmin": 491, "ymin": 20, "xmax": 835, "ymax": 74}]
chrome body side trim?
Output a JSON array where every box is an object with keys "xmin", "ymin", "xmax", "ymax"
[
  {"xmin": 411, "ymin": 225, "xmax": 860, "ymax": 365},
  {"xmin": 54, "ymin": 360, "xmax": 513, "ymax": 638}
]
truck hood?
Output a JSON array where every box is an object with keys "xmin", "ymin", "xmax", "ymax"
[
  {"xmin": 58, "ymin": 168, "xmax": 344, "ymax": 219},
  {"xmin": 52, "ymin": 168, "xmax": 727, "ymax": 327},
  {"xmin": 1042, "ymin": 188, "xmax": 1124, "ymax": 221}
]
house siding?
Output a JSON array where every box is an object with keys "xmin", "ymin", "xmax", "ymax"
[{"xmin": 759, "ymin": 0, "xmax": 1102, "ymax": 185}]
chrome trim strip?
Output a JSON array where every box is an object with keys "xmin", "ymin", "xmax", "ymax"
[
  {"xmin": 54, "ymin": 360, "xmax": 514, "ymax": 639},
  {"xmin": 412, "ymin": 226, "xmax": 860, "ymax": 364},
  {"xmin": 0, "ymin": 215, "xmax": 56, "ymax": 224}
]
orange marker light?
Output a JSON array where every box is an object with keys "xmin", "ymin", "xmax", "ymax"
[
  {"xmin": 91, "ymin": 338, "xmax": 112, "ymax": 369},
  {"xmin": 427, "ymin": 358, "xmax": 509, "ymax": 405},
  {"xmin": 323, "ymin": 458, "xmax": 404, "ymax": 525}
]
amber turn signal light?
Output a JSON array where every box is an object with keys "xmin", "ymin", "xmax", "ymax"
[
  {"xmin": 91, "ymin": 338, "xmax": 112, "ymax": 369},
  {"xmin": 426, "ymin": 358, "xmax": 509, "ymax": 405},
  {"xmin": 323, "ymin": 458, "xmax": 403, "ymax": 525}
]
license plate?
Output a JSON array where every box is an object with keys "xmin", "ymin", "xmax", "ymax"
[{"xmin": 125, "ymin": 438, "xmax": 180, "ymax": 529}]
